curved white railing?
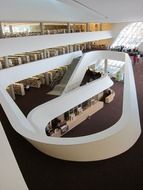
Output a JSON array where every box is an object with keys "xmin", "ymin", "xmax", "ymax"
[
  {"xmin": 27, "ymin": 74, "xmax": 113, "ymax": 132},
  {"xmin": 0, "ymin": 50, "xmax": 141, "ymax": 161}
]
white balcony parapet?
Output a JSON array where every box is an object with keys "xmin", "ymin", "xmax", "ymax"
[
  {"xmin": 28, "ymin": 74, "xmax": 113, "ymax": 132},
  {"xmin": 0, "ymin": 31, "xmax": 112, "ymax": 57},
  {"xmin": 0, "ymin": 50, "xmax": 141, "ymax": 161}
]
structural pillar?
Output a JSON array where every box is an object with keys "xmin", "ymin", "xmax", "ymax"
[{"xmin": 104, "ymin": 59, "xmax": 108, "ymax": 74}]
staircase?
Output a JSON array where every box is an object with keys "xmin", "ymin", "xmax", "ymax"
[{"xmin": 48, "ymin": 57, "xmax": 81, "ymax": 96}]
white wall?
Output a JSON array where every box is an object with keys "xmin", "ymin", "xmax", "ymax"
[{"xmin": 0, "ymin": 31, "xmax": 112, "ymax": 57}]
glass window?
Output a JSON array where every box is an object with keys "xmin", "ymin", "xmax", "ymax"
[{"xmin": 111, "ymin": 22, "xmax": 143, "ymax": 49}]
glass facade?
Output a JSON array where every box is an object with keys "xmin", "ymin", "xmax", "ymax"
[{"xmin": 111, "ymin": 22, "xmax": 143, "ymax": 49}]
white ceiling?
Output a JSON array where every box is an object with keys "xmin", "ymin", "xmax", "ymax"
[{"xmin": 0, "ymin": 0, "xmax": 143, "ymax": 23}]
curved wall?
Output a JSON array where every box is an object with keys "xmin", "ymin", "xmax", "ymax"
[{"xmin": 0, "ymin": 51, "xmax": 141, "ymax": 161}]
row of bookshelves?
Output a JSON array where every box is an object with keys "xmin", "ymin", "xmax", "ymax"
[
  {"xmin": 0, "ymin": 43, "xmax": 87, "ymax": 69},
  {"xmin": 0, "ymin": 22, "xmax": 109, "ymax": 39},
  {"xmin": 6, "ymin": 65, "xmax": 68, "ymax": 99},
  {"xmin": 0, "ymin": 42, "xmax": 107, "ymax": 70}
]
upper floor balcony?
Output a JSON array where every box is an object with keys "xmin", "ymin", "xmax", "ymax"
[{"xmin": 0, "ymin": 22, "xmax": 112, "ymax": 39}]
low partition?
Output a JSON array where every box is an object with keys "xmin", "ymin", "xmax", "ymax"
[{"xmin": 0, "ymin": 51, "xmax": 141, "ymax": 161}]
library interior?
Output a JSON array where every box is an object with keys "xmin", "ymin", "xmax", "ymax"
[{"xmin": 0, "ymin": 1, "xmax": 143, "ymax": 190}]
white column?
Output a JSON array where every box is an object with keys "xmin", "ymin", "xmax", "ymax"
[{"xmin": 104, "ymin": 59, "xmax": 108, "ymax": 74}]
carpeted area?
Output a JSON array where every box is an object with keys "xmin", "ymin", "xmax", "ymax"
[{"xmin": 0, "ymin": 62, "xmax": 143, "ymax": 190}]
